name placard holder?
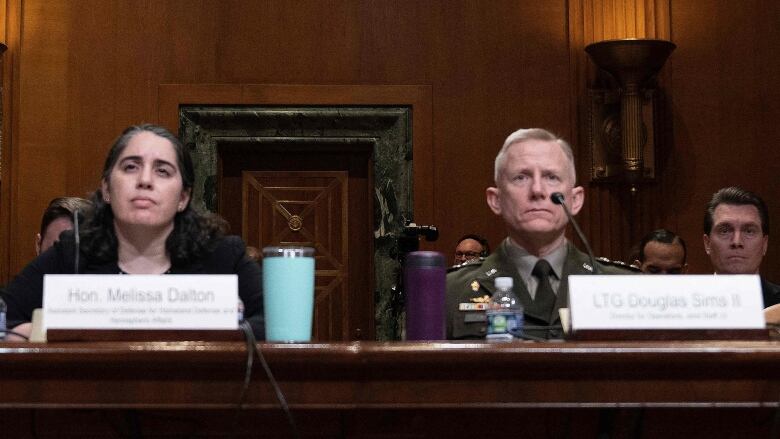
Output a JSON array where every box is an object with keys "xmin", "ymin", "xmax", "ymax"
[
  {"xmin": 568, "ymin": 275, "xmax": 769, "ymax": 340},
  {"xmin": 43, "ymin": 274, "xmax": 243, "ymax": 342}
]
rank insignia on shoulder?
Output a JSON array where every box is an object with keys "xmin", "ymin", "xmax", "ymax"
[
  {"xmin": 595, "ymin": 256, "xmax": 641, "ymax": 272},
  {"xmin": 447, "ymin": 258, "xmax": 483, "ymax": 273},
  {"xmin": 470, "ymin": 280, "xmax": 480, "ymax": 292},
  {"xmin": 484, "ymin": 268, "xmax": 497, "ymax": 277},
  {"xmin": 582, "ymin": 262, "xmax": 593, "ymax": 272}
]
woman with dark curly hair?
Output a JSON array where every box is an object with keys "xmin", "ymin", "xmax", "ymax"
[{"xmin": 3, "ymin": 124, "xmax": 264, "ymax": 340}]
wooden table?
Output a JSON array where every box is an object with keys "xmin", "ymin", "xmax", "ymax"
[{"xmin": 2, "ymin": 340, "xmax": 780, "ymax": 437}]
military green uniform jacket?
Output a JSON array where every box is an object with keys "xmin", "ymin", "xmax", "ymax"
[{"xmin": 446, "ymin": 239, "xmax": 631, "ymax": 339}]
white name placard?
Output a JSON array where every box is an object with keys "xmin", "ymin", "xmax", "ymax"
[
  {"xmin": 569, "ymin": 275, "xmax": 765, "ymax": 330},
  {"xmin": 43, "ymin": 275, "xmax": 239, "ymax": 331}
]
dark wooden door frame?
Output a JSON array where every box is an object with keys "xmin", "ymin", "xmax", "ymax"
[
  {"xmin": 158, "ymin": 84, "xmax": 432, "ymax": 227},
  {"xmin": 158, "ymin": 84, "xmax": 433, "ymax": 340}
]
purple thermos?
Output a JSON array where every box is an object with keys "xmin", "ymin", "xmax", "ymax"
[{"xmin": 404, "ymin": 251, "xmax": 446, "ymax": 340}]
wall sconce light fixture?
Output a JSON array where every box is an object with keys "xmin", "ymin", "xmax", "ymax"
[{"xmin": 585, "ymin": 39, "xmax": 675, "ymax": 190}]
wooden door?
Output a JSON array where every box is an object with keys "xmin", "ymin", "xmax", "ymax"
[
  {"xmin": 243, "ymin": 171, "xmax": 348, "ymax": 341},
  {"xmin": 218, "ymin": 143, "xmax": 374, "ymax": 340}
]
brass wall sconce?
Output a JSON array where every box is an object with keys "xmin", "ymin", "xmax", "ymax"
[{"xmin": 585, "ymin": 39, "xmax": 675, "ymax": 189}]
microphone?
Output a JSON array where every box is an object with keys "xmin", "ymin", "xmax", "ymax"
[
  {"xmin": 73, "ymin": 208, "xmax": 80, "ymax": 274},
  {"xmin": 551, "ymin": 192, "xmax": 600, "ymax": 274},
  {"xmin": 402, "ymin": 222, "xmax": 439, "ymax": 241},
  {"xmin": 397, "ymin": 222, "xmax": 439, "ymax": 255}
]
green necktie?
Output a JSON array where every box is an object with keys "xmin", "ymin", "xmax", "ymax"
[{"xmin": 531, "ymin": 259, "xmax": 556, "ymax": 323}]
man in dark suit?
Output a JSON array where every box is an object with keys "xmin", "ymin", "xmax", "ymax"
[
  {"xmin": 702, "ymin": 187, "xmax": 780, "ymax": 310},
  {"xmin": 446, "ymin": 128, "xmax": 630, "ymax": 339}
]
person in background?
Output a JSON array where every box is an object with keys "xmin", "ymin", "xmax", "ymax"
[
  {"xmin": 701, "ymin": 187, "xmax": 780, "ymax": 322},
  {"xmin": 453, "ymin": 234, "xmax": 490, "ymax": 266},
  {"xmin": 3, "ymin": 124, "xmax": 264, "ymax": 340},
  {"xmin": 446, "ymin": 128, "xmax": 631, "ymax": 340},
  {"xmin": 246, "ymin": 246, "xmax": 261, "ymax": 263},
  {"xmin": 36, "ymin": 197, "xmax": 92, "ymax": 255},
  {"xmin": 633, "ymin": 228, "xmax": 687, "ymax": 274}
]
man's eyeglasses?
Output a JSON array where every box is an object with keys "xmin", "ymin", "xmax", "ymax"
[{"xmin": 454, "ymin": 251, "xmax": 481, "ymax": 259}]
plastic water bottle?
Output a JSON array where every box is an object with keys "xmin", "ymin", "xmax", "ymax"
[
  {"xmin": 486, "ymin": 277, "xmax": 523, "ymax": 341},
  {"xmin": 0, "ymin": 296, "xmax": 7, "ymax": 340}
]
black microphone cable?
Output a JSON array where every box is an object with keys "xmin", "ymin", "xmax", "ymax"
[
  {"xmin": 237, "ymin": 321, "xmax": 300, "ymax": 439},
  {"xmin": 551, "ymin": 192, "xmax": 601, "ymax": 274},
  {"xmin": 233, "ymin": 322, "xmax": 256, "ymax": 434},
  {"xmin": 73, "ymin": 208, "xmax": 80, "ymax": 274}
]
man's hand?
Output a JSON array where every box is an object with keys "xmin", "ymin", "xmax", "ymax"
[{"xmin": 764, "ymin": 304, "xmax": 780, "ymax": 324}]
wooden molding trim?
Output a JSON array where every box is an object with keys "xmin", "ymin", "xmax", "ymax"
[
  {"xmin": 0, "ymin": 0, "xmax": 21, "ymax": 282},
  {"xmin": 158, "ymin": 83, "xmax": 433, "ymax": 224}
]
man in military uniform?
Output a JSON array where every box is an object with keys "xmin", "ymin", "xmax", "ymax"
[{"xmin": 446, "ymin": 128, "xmax": 630, "ymax": 340}]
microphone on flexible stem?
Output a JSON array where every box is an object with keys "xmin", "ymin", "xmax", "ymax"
[
  {"xmin": 73, "ymin": 208, "xmax": 80, "ymax": 274},
  {"xmin": 551, "ymin": 190, "xmax": 617, "ymax": 439},
  {"xmin": 550, "ymin": 192, "xmax": 600, "ymax": 274}
]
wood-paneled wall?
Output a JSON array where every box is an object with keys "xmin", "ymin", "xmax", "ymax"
[
  {"xmin": 669, "ymin": 0, "xmax": 780, "ymax": 276},
  {"xmin": 1, "ymin": 0, "xmax": 779, "ymax": 283},
  {"xmin": 568, "ymin": 0, "xmax": 673, "ymax": 266}
]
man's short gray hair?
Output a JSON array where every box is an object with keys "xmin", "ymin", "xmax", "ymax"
[{"xmin": 493, "ymin": 128, "xmax": 576, "ymax": 184}]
